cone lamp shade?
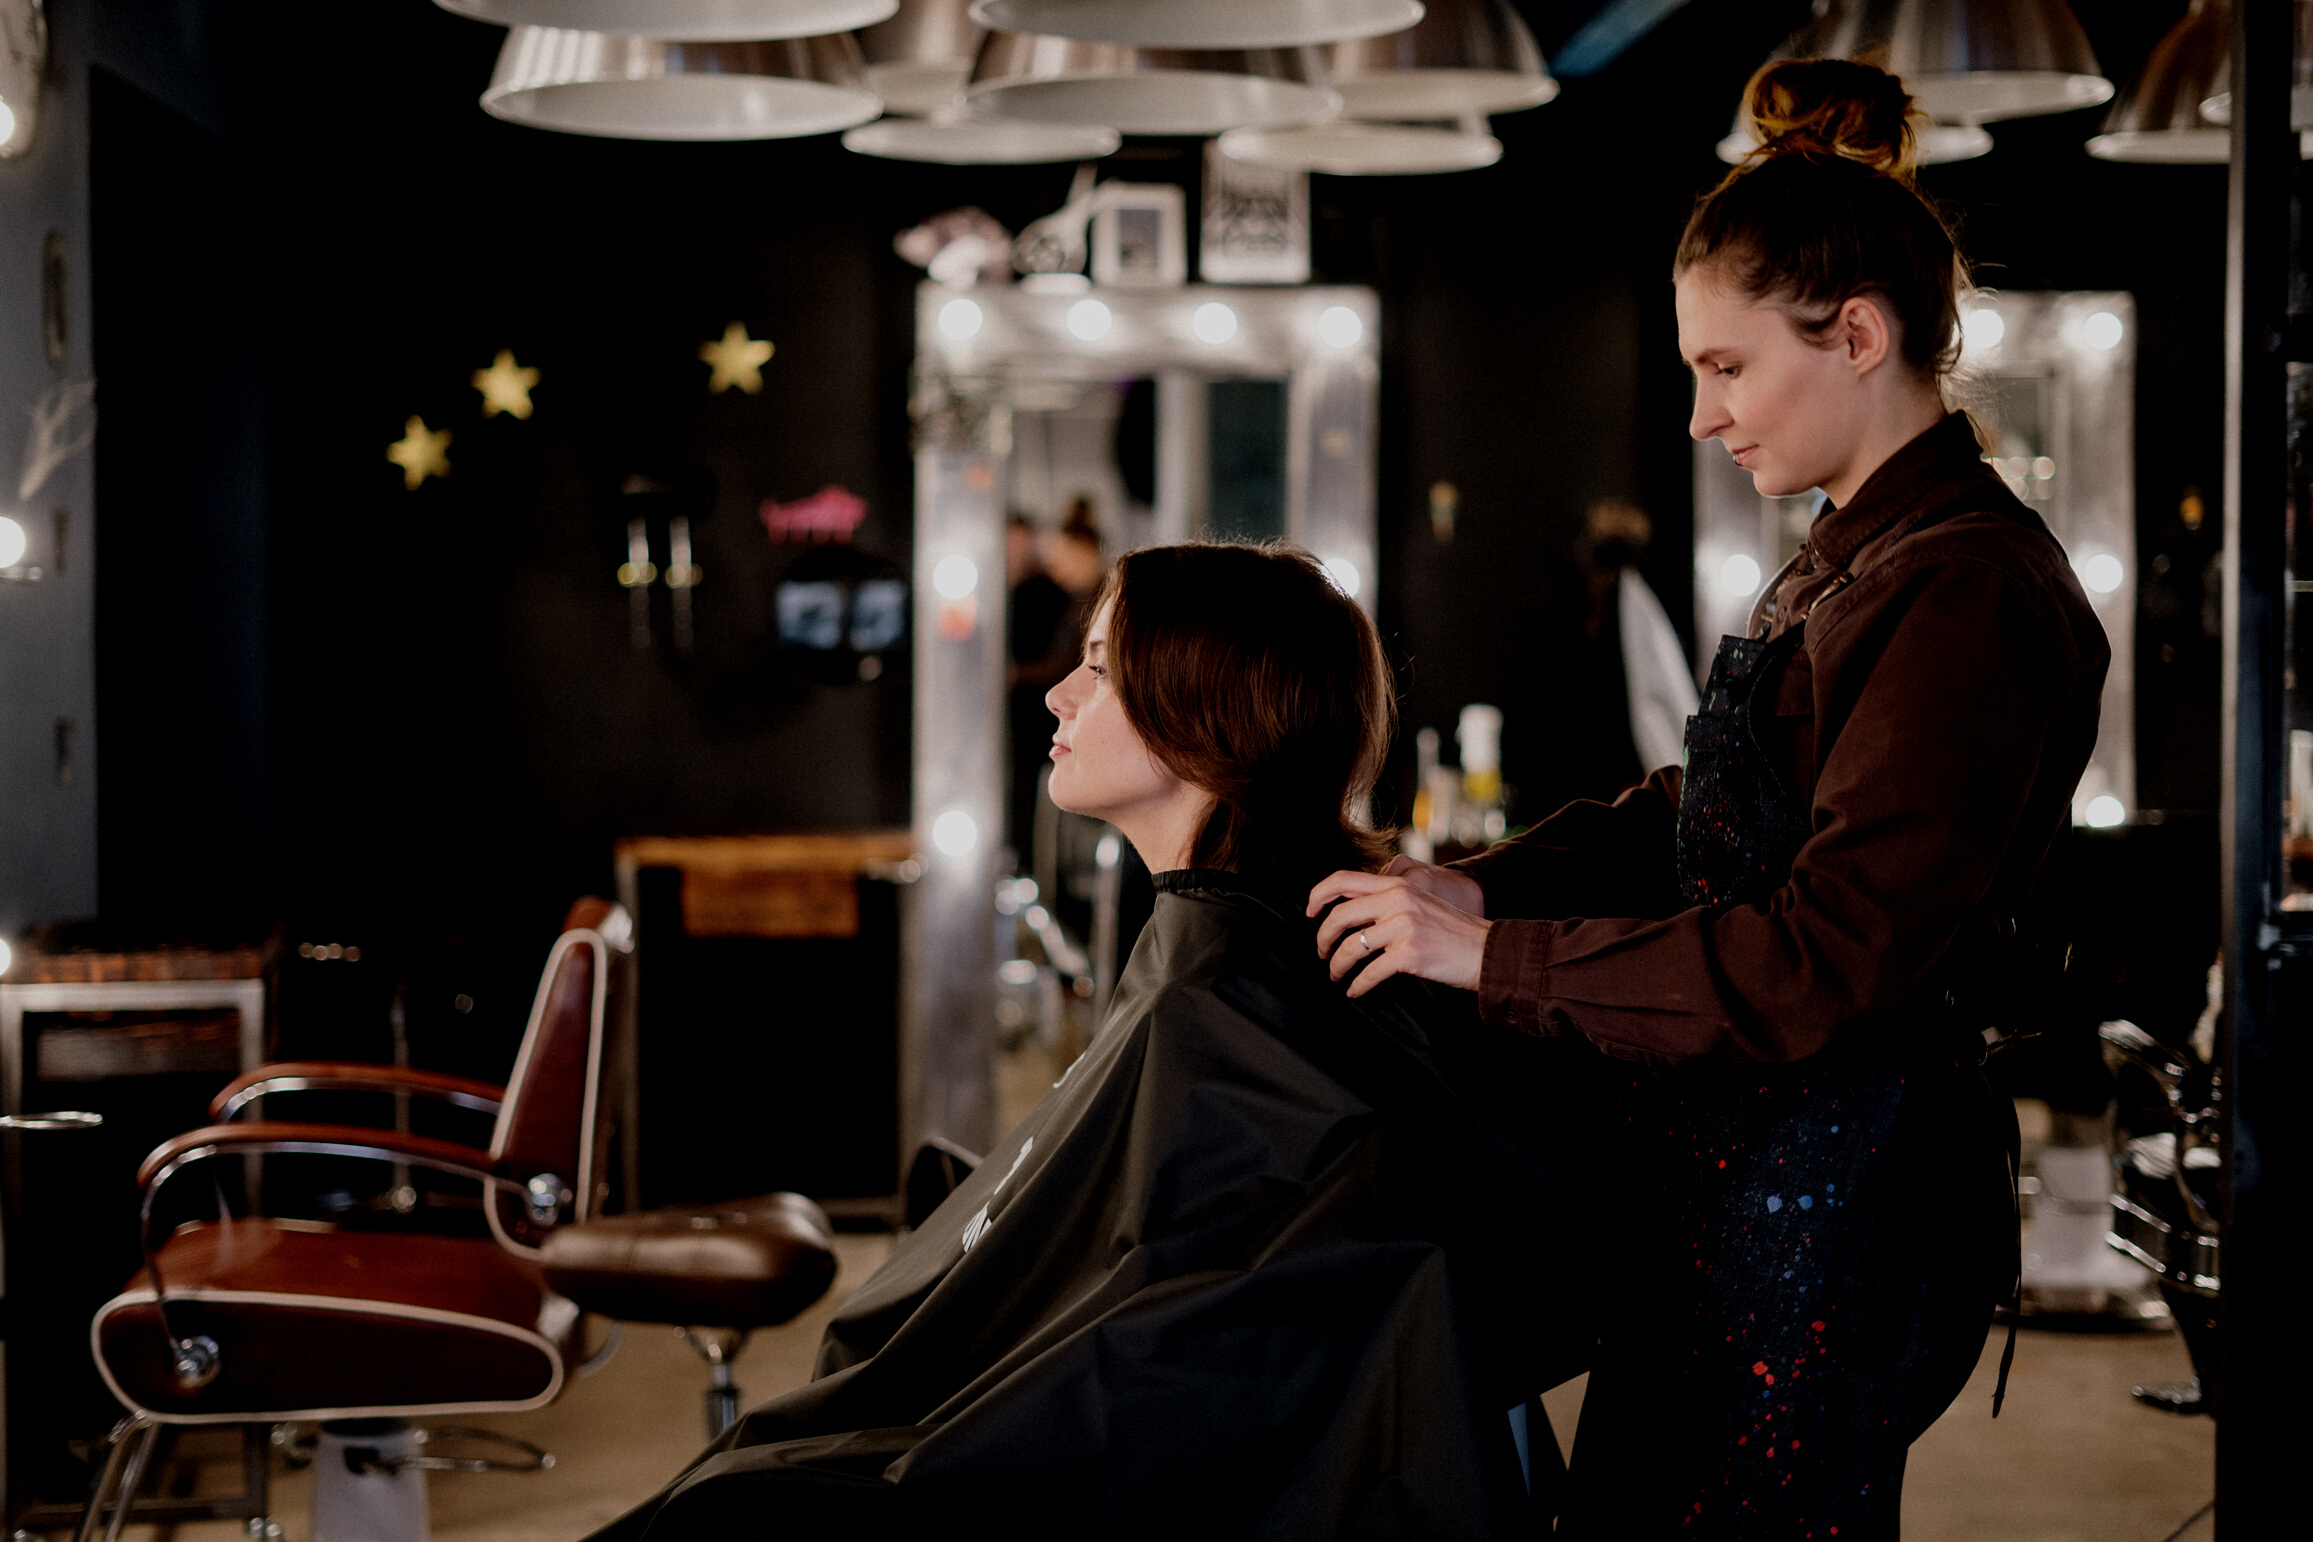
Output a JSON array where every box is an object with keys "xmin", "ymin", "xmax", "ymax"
[
  {"xmin": 482, "ymin": 28, "xmax": 882, "ymax": 139},
  {"xmin": 2085, "ymin": 0, "xmax": 2228, "ymax": 163},
  {"xmin": 1327, "ymin": 0, "xmax": 1554, "ymax": 119},
  {"xmin": 2201, "ymin": 1, "xmax": 2313, "ymax": 131},
  {"xmin": 1220, "ymin": 118, "xmax": 1500, "ymax": 173},
  {"xmin": 964, "ymin": 32, "xmax": 1338, "ymax": 134},
  {"xmin": 1714, "ymin": 117, "xmax": 1992, "ymax": 165},
  {"xmin": 965, "ymin": 0, "xmax": 1421, "ymax": 50},
  {"xmin": 861, "ymin": 0, "xmax": 988, "ymax": 115},
  {"xmin": 438, "ymin": 0, "xmax": 899, "ymax": 41},
  {"xmin": 1784, "ymin": 0, "xmax": 2110, "ymax": 123},
  {"xmin": 844, "ymin": 116, "xmax": 1120, "ymax": 160}
]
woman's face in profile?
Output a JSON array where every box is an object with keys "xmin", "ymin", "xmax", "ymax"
[
  {"xmin": 1045, "ymin": 601, "xmax": 1188, "ymax": 828},
  {"xmin": 1677, "ymin": 266, "xmax": 1877, "ymax": 501}
]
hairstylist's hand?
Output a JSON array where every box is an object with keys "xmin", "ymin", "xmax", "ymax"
[
  {"xmin": 1307, "ymin": 867, "xmax": 1493, "ymax": 998},
  {"xmin": 1378, "ymin": 855, "xmax": 1487, "ymax": 916}
]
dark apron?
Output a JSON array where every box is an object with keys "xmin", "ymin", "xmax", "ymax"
[{"xmin": 1561, "ymin": 574, "xmax": 2015, "ymax": 1541}]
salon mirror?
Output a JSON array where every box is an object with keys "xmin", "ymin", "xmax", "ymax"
[
  {"xmin": 1693, "ymin": 289, "xmax": 2137, "ymax": 826},
  {"xmin": 901, "ymin": 281, "xmax": 1379, "ymax": 1161}
]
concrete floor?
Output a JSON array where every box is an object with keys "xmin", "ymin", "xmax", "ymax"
[{"xmin": 123, "ymin": 1046, "xmax": 2212, "ymax": 1542}]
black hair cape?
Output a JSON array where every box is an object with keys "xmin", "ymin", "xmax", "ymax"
[{"xmin": 588, "ymin": 870, "xmax": 1605, "ymax": 1539}]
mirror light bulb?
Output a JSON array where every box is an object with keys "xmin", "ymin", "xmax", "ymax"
[
  {"xmin": 2084, "ymin": 795, "xmax": 2126, "ymax": 828},
  {"xmin": 932, "ymin": 809, "xmax": 978, "ymax": 856},
  {"xmin": 1318, "ymin": 306, "xmax": 1362, "ymax": 349},
  {"xmin": 1322, "ymin": 556, "xmax": 1362, "ymax": 598},
  {"xmin": 0, "ymin": 99, "xmax": 17, "ymax": 150},
  {"xmin": 938, "ymin": 297, "xmax": 984, "ymax": 340},
  {"xmin": 0, "ymin": 936, "xmax": 12, "ymax": 977},
  {"xmin": 1962, "ymin": 308, "xmax": 2005, "ymax": 350},
  {"xmin": 1066, "ymin": 298, "xmax": 1112, "ymax": 342},
  {"xmin": 2082, "ymin": 311, "xmax": 2123, "ymax": 351},
  {"xmin": 932, "ymin": 554, "xmax": 978, "ymax": 600},
  {"xmin": 0, "ymin": 515, "xmax": 25, "ymax": 568},
  {"xmin": 1719, "ymin": 553, "xmax": 1762, "ymax": 598},
  {"xmin": 2079, "ymin": 553, "xmax": 2124, "ymax": 594},
  {"xmin": 1192, "ymin": 302, "xmax": 1237, "ymax": 344}
]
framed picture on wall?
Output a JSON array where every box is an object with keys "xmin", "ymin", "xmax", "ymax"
[{"xmin": 1091, "ymin": 183, "xmax": 1186, "ymax": 288}]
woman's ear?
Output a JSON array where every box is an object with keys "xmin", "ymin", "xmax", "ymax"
[{"xmin": 1838, "ymin": 295, "xmax": 1897, "ymax": 376}]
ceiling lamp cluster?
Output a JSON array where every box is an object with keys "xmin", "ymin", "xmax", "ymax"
[{"xmin": 442, "ymin": 0, "xmax": 1564, "ymax": 175}]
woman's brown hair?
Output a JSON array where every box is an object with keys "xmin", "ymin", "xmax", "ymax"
[
  {"xmin": 1100, "ymin": 541, "xmax": 1396, "ymax": 882},
  {"xmin": 1676, "ymin": 58, "xmax": 1967, "ymax": 380}
]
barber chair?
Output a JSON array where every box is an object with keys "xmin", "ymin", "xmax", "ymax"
[
  {"xmin": 78, "ymin": 899, "xmax": 839, "ymax": 1542},
  {"xmin": 2101, "ymin": 1019, "xmax": 2222, "ymax": 1414}
]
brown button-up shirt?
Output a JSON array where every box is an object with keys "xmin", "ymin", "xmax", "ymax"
[{"xmin": 1457, "ymin": 414, "xmax": 2109, "ymax": 1064}]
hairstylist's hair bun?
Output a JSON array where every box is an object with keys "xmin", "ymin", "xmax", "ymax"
[{"xmin": 1742, "ymin": 58, "xmax": 1919, "ymax": 181}]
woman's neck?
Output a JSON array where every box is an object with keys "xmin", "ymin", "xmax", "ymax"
[
  {"xmin": 1114, "ymin": 789, "xmax": 1219, "ymax": 874},
  {"xmin": 1820, "ymin": 387, "xmax": 1947, "ymax": 508}
]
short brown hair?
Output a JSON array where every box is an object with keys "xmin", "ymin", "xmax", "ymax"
[
  {"xmin": 1676, "ymin": 58, "xmax": 1967, "ymax": 380},
  {"xmin": 1101, "ymin": 542, "xmax": 1396, "ymax": 881}
]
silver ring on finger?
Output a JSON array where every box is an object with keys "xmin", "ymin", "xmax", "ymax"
[{"xmin": 1358, "ymin": 930, "xmax": 1373, "ymax": 953}]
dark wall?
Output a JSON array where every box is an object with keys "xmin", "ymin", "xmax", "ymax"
[{"xmin": 75, "ymin": 0, "xmax": 2234, "ymax": 976}]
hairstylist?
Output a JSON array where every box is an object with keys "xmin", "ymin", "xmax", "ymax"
[{"xmin": 1309, "ymin": 60, "xmax": 2109, "ymax": 1538}]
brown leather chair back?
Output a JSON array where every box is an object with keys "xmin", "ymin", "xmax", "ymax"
[{"xmin": 486, "ymin": 898, "xmax": 629, "ymax": 1252}]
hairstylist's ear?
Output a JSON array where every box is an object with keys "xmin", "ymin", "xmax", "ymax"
[{"xmin": 1841, "ymin": 295, "xmax": 1895, "ymax": 376}]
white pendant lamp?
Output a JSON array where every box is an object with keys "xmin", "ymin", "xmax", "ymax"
[
  {"xmin": 844, "ymin": 116, "xmax": 1120, "ymax": 160},
  {"xmin": 1783, "ymin": 0, "xmax": 2111, "ymax": 124},
  {"xmin": 1326, "ymin": 0, "xmax": 1555, "ymax": 119},
  {"xmin": 482, "ymin": 28, "xmax": 883, "ymax": 139},
  {"xmin": 2085, "ymin": 0, "xmax": 2228, "ymax": 164},
  {"xmin": 1219, "ymin": 118, "xmax": 1501, "ymax": 174},
  {"xmin": 1713, "ymin": 116, "xmax": 1993, "ymax": 165},
  {"xmin": 860, "ymin": 0, "xmax": 987, "ymax": 115},
  {"xmin": 964, "ymin": 0, "xmax": 1421, "ymax": 51},
  {"xmin": 963, "ymin": 32, "xmax": 1339, "ymax": 135},
  {"xmin": 439, "ymin": 0, "xmax": 899, "ymax": 39}
]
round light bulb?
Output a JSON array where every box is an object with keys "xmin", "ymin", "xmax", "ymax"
[
  {"xmin": 938, "ymin": 297, "xmax": 984, "ymax": 340},
  {"xmin": 1318, "ymin": 306, "xmax": 1363, "ymax": 349},
  {"xmin": 2081, "ymin": 553, "xmax": 2125, "ymax": 594},
  {"xmin": 0, "ymin": 516, "xmax": 25, "ymax": 568},
  {"xmin": 1191, "ymin": 302, "xmax": 1238, "ymax": 344},
  {"xmin": 2084, "ymin": 795, "xmax": 2126, "ymax": 829},
  {"xmin": 932, "ymin": 809, "xmax": 978, "ymax": 856},
  {"xmin": 0, "ymin": 99, "xmax": 17, "ymax": 151},
  {"xmin": 1719, "ymin": 553, "xmax": 1762, "ymax": 598},
  {"xmin": 1962, "ymin": 308, "xmax": 2005, "ymax": 350},
  {"xmin": 1066, "ymin": 298, "xmax": 1112, "ymax": 342},
  {"xmin": 0, "ymin": 936, "xmax": 12, "ymax": 977},
  {"xmin": 2082, "ymin": 311, "xmax": 2123, "ymax": 351},
  {"xmin": 1322, "ymin": 556, "xmax": 1362, "ymax": 598},
  {"xmin": 932, "ymin": 554, "xmax": 979, "ymax": 600}
]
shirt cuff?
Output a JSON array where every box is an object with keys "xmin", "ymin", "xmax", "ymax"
[{"xmin": 1476, "ymin": 918, "xmax": 1557, "ymax": 1033}]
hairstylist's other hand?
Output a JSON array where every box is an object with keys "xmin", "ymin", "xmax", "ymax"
[
  {"xmin": 1380, "ymin": 855, "xmax": 1487, "ymax": 916},
  {"xmin": 1307, "ymin": 869, "xmax": 1492, "ymax": 998}
]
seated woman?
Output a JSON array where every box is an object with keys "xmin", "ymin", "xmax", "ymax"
[{"xmin": 594, "ymin": 543, "xmax": 1598, "ymax": 1539}]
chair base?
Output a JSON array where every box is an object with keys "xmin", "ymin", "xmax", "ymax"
[
  {"xmin": 313, "ymin": 1422, "xmax": 430, "ymax": 1542},
  {"xmin": 60, "ymin": 1421, "xmax": 277, "ymax": 1542}
]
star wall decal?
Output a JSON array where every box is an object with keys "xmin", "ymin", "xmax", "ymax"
[
  {"xmin": 388, "ymin": 416, "xmax": 452, "ymax": 490},
  {"xmin": 473, "ymin": 349, "xmax": 540, "ymax": 419},
  {"xmin": 699, "ymin": 321, "xmax": 774, "ymax": 395}
]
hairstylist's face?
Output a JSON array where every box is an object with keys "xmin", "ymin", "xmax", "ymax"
[
  {"xmin": 1045, "ymin": 602, "xmax": 1196, "ymax": 838},
  {"xmin": 1678, "ymin": 267, "xmax": 1885, "ymax": 502}
]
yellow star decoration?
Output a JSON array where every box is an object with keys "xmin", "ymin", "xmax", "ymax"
[
  {"xmin": 472, "ymin": 349, "xmax": 540, "ymax": 419},
  {"xmin": 387, "ymin": 416, "xmax": 452, "ymax": 490},
  {"xmin": 699, "ymin": 321, "xmax": 774, "ymax": 395}
]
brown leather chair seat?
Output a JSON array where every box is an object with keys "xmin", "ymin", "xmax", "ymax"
[
  {"xmin": 92, "ymin": 1220, "xmax": 567, "ymax": 1422},
  {"xmin": 538, "ymin": 1193, "xmax": 836, "ymax": 1329}
]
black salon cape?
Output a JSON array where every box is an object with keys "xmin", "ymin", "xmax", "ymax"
[{"xmin": 591, "ymin": 870, "xmax": 1603, "ymax": 1541}]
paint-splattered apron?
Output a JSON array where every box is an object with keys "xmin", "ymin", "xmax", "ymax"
[{"xmin": 1622, "ymin": 619, "xmax": 2011, "ymax": 1539}]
